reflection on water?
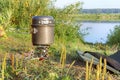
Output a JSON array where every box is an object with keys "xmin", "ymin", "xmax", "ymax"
[{"xmin": 80, "ymin": 22, "xmax": 120, "ymax": 43}]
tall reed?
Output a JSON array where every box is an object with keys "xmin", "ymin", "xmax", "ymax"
[
  {"xmin": 102, "ymin": 59, "xmax": 107, "ymax": 80},
  {"xmin": 10, "ymin": 54, "xmax": 15, "ymax": 71},
  {"xmin": 66, "ymin": 60, "xmax": 75, "ymax": 75},
  {"xmin": 1, "ymin": 53, "xmax": 7, "ymax": 80},
  {"xmin": 85, "ymin": 61, "xmax": 89, "ymax": 80},
  {"xmin": 85, "ymin": 57, "xmax": 109, "ymax": 80},
  {"xmin": 96, "ymin": 64, "xmax": 100, "ymax": 80},
  {"xmin": 88, "ymin": 57, "xmax": 93, "ymax": 79},
  {"xmin": 60, "ymin": 45, "xmax": 66, "ymax": 68}
]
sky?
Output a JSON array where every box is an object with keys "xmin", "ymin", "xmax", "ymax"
[{"xmin": 54, "ymin": 0, "xmax": 120, "ymax": 9}]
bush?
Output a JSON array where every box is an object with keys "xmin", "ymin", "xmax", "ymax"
[{"xmin": 107, "ymin": 25, "xmax": 120, "ymax": 45}]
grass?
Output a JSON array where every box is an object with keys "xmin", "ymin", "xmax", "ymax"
[{"xmin": 0, "ymin": 32, "xmax": 120, "ymax": 80}]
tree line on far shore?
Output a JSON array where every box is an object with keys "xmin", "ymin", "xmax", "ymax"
[{"xmin": 81, "ymin": 9, "xmax": 120, "ymax": 14}]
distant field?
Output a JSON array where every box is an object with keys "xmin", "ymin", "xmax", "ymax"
[{"xmin": 72, "ymin": 13, "xmax": 120, "ymax": 21}]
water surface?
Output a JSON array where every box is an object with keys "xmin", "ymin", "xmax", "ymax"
[{"xmin": 80, "ymin": 22, "xmax": 120, "ymax": 43}]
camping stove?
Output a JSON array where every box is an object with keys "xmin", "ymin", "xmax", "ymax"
[{"xmin": 31, "ymin": 16, "xmax": 54, "ymax": 60}]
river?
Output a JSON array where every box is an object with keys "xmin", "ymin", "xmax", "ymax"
[{"xmin": 80, "ymin": 21, "xmax": 120, "ymax": 43}]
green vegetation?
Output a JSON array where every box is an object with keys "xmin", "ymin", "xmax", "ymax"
[
  {"xmin": 0, "ymin": 0, "xmax": 120, "ymax": 80},
  {"xmin": 107, "ymin": 25, "xmax": 120, "ymax": 46},
  {"xmin": 73, "ymin": 13, "xmax": 120, "ymax": 21},
  {"xmin": 0, "ymin": 0, "xmax": 83, "ymax": 52}
]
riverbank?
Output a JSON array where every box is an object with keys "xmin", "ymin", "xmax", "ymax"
[{"xmin": 72, "ymin": 13, "xmax": 120, "ymax": 22}]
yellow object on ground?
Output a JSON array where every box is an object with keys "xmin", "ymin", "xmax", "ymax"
[{"xmin": 0, "ymin": 26, "xmax": 7, "ymax": 38}]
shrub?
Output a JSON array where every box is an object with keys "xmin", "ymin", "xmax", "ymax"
[{"xmin": 107, "ymin": 25, "xmax": 120, "ymax": 45}]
